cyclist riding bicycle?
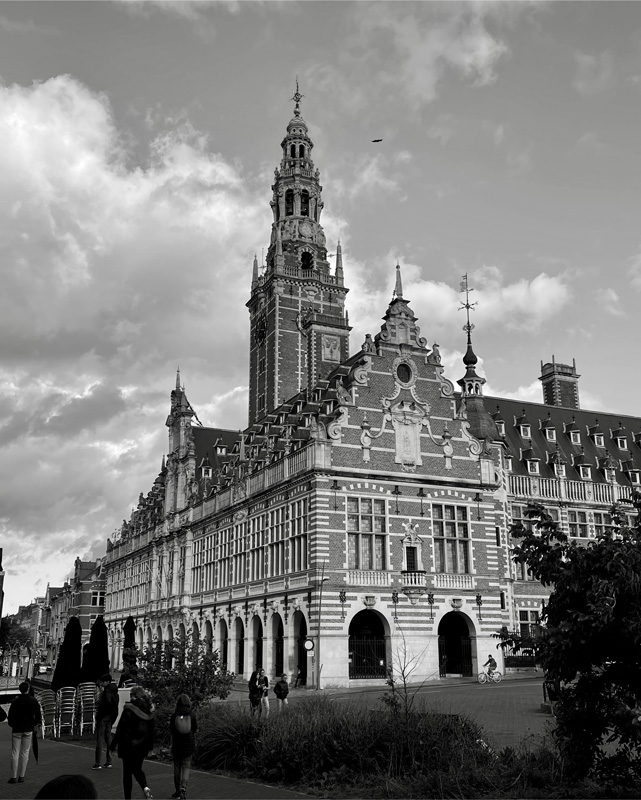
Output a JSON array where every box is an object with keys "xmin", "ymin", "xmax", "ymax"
[{"xmin": 483, "ymin": 654, "xmax": 497, "ymax": 677}]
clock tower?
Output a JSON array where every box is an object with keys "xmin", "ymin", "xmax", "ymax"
[{"xmin": 247, "ymin": 84, "xmax": 350, "ymax": 425}]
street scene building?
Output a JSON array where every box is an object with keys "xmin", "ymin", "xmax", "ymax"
[{"xmin": 101, "ymin": 94, "xmax": 641, "ymax": 687}]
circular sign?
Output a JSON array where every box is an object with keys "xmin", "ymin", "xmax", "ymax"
[{"xmin": 303, "ymin": 638, "xmax": 314, "ymax": 652}]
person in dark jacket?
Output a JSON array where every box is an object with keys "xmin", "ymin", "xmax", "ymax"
[
  {"xmin": 169, "ymin": 694, "xmax": 198, "ymax": 800},
  {"xmin": 248, "ymin": 671, "xmax": 261, "ymax": 716},
  {"xmin": 273, "ymin": 673, "xmax": 289, "ymax": 713},
  {"xmin": 110, "ymin": 686, "xmax": 154, "ymax": 799},
  {"xmin": 92, "ymin": 673, "xmax": 119, "ymax": 769},
  {"xmin": 7, "ymin": 680, "xmax": 42, "ymax": 784}
]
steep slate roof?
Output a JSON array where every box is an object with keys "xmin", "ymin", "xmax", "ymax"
[{"xmin": 487, "ymin": 395, "xmax": 641, "ymax": 485}]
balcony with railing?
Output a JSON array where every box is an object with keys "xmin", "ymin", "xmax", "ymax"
[{"xmin": 509, "ymin": 475, "xmax": 632, "ymax": 505}]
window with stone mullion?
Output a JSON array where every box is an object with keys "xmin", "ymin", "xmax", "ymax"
[
  {"xmin": 433, "ymin": 504, "xmax": 470, "ymax": 574},
  {"xmin": 347, "ymin": 497, "xmax": 386, "ymax": 570}
]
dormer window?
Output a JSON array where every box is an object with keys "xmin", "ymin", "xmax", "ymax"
[
  {"xmin": 527, "ymin": 460, "xmax": 540, "ymax": 475},
  {"xmin": 496, "ymin": 421, "xmax": 506, "ymax": 436},
  {"xmin": 202, "ymin": 466, "xmax": 212, "ymax": 479},
  {"xmin": 520, "ymin": 424, "xmax": 531, "ymax": 438},
  {"xmin": 630, "ymin": 471, "xmax": 641, "ymax": 485},
  {"xmin": 579, "ymin": 464, "xmax": 591, "ymax": 480},
  {"xmin": 505, "ymin": 455, "xmax": 513, "ymax": 472},
  {"xmin": 616, "ymin": 437, "xmax": 627, "ymax": 450},
  {"xmin": 545, "ymin": 428, "xmax": 556, "ymax": 442},
  {"xmin": 570, "ymin": 431, "xmax": 581, "ymax": 445},
  {"xmin": 216, "ymin": 444, "xmax": 227, "ymax": 456},
  {"xmin": 594, "ymin": 434, "xmax": 604, "ymax": 448},
  {"xmin": 554, "ymin": 463, "xmax": 566, "ymax": 478}
]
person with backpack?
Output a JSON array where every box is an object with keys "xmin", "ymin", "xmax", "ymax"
[
  {"xmin": 110, "ymin": 686, "xmax": 155, "ymax": 800},
  {"xmin": 256, "ymin": 668, "xmax": 270, "ymax": 717},
  {"xmin": 273, "ymin": 673, "xmax": 289, "ymax": 713},
  {"xmin": 92, "ymin": 673, "xmax": 119, "ymax": 770},
  {"xmin": 170, "ymin": 694, "xmax": 198, "ymax": 800},
  {"xmin": 248, "ymin": 671, "xmax": 261, "ymax": 716}
]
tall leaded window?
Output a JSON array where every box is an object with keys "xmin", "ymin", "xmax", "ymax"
[
  {"xmin": 594, "ymin": 511, "xmax": 612, "ymax": 537},
  {"xmin": 347, "ymin": 497, "xmax": 386, "ymax": 570},
  {"xmin": 290, "ymin": 498, "xmax": 308, "ymax": 573},
  {"xmin": 568, "ymin": 510, "xmax": 588, "ymax": 538},
  {"xmin": 519, "ymin": 609, "xmax": 541, "ymax": 639},
  {"xmin": 432, "ymin": 504, "xmax": 470, "ymax": 574}
]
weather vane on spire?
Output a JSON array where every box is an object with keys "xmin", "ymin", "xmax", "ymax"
[
  {"xmin": 459, "ymin": 273, "xmax": 477, "ymax": 337},
  {"xmin": 290, "ymin": 76, "xmax": 304, "ymax": 116}
]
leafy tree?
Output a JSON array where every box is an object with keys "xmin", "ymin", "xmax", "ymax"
[
  {"xmin": 134, "ymin": 634, "xmax": 234, "ymax": 710},
  {"xmin": 507, "ymin": 494, "xmax": 641, "ymax": 783},
  {"xmin": 0, "ymin": 617, "xmax": 31, "ymax": 648}
]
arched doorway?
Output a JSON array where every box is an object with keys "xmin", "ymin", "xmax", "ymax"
[
  {"xmin": 251, "ymin": 617, "xmax": 263, "ymax": 672},
  {"xmin": 292, "ymin": 610, "xmax": 307, "ymax": 686},
  {"xmin": 438, "ymin": 612, "xmax": 473, "ymax": 677},
  {"xmin": 234, "ymin": 618, "xmax": 244, "ymax": 675},
  {"xmin": 219, "ymin": 619, "xmax": 229, "ymax": 670},
  {"xmin": 348, "ymin": 610, "xmax": 387, "ymax": 679},
  {"xmin": 204, "ymin": 620, "xmax": 213, "ymax": 654},
  {"xmin": 272, "ymin": 615, "xmax": 284, "ymax": 677}
]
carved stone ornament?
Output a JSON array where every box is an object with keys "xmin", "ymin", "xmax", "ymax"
[
  {"xmin": 349, "ymin": 355, "xmax": 372, "ymax": 386},
  {"xmin": 401, "ymin": 520, "xmax": 421, "ymax": 542},
  {"xmin": 322, "ymin": 334, "xmax": 341, "ymax": 363},
  {"xmin": 390, "ymin": 400, "xmax": 427, "ymax": 469},
  {"xmin": 327, "ymin": 407, "xmax": 348, "ymax": 440}
]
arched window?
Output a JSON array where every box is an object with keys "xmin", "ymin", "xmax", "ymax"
[
  {"xmin": 301, "ymin": 190, "xmax": 309, "ymax": 217},
  {"xmin": 299, "ymin": 144, "xmax": 305, "ymax": 158},
  {"xmin": 301, "ymin": 252, "xmax": 313, "ymax": 270},
  {"xmin": 285, "ymin": 189, "xmax": 294, "ymax": 216},
  {"xmin": 290, "ymin": 144, "xmax": 296, "ymax": 158}
]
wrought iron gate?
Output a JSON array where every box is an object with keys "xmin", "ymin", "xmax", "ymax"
[{"xmin": 348, "ymin": 636, "xmax": 387, "ymax": 679}]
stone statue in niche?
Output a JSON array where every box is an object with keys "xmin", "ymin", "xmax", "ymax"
[{"xmin": 390, "ymin": 400, "xmax": 425, "ymax": 468}]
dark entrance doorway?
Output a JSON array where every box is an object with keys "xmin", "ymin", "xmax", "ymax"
[
  {"xmin": 348, "ymin": 610, "xmax": 387, "ymax": 679},
  {"xmin": 294, "ymin": 612, "xmax": 307, "ymax": 686},
  {"xmin": 254, "ymin": 619, "xmax": 264, "ymax": 671},
  {"xmin": 220, "ymin": 620, "xmax": 228, "ymax": 670},
  {"xmin": 274, "ymin": 617, "xmax": 284, "ymax": 676},
  {"xmin": 438, "ymin": 612, "xmax": 473, "ymax": 676},
  {"xmin": 235, "ymin": 619, "xmax": 244, "ymax": 675}
]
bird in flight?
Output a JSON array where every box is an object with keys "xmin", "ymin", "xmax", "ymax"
[{"xmin": 372, "ymin": 138, "xmax": 383, "ymax": 142}]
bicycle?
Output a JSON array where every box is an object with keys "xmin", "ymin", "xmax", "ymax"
[{"xmin": 477, "ymin": 666, "xmax": 502, "ymax": 684}]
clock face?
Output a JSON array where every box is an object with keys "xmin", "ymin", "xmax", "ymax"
[{"xmin": 303, "ymin": 638, "xmax": 314, "ymax": 651}]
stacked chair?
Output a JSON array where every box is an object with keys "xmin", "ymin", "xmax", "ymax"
[
  {"xmin": 35, "ymin": 689, "xmax": 57, "ymax": 738},
  {"xmin": 56, "ymin": 686, "xmax": 77, "ymax": 736},
  {"xmin": 77, "ymin": 681, "xmax": 98, "ymax": 735}
]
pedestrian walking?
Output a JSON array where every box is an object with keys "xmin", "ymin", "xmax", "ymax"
[
  {"xmin": 293, "ymin": 665, "xmax": 302, "ymax": 688},
  {"xmin": 273, "ymin": 673, "xmax": 289, "ymax": 713},
  {"xmin": 7, "ymin": 680, "xmax": 42, "ymax": 784},
  {"xmin": 110, "ymin": 686, "xmax": 155, "ymax": 799},
  {"xmin": 92, "ymin": 673, "xmax": 119, "ymax": 770},
  {"xmin": 257, "ymin": 668, "xmax": 270, "ymax": 717},
  {"xmin": 169, "ymin": 694, "xmax": 198, "ymax": 800},
  {"xmin": 248, "ymin": 671, "xmax": 261, "ymax": 716}
]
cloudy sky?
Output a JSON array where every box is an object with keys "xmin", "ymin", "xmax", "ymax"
[{"xmin": 1, "ymin": 1, "xmax": 640, "ymax": 614}]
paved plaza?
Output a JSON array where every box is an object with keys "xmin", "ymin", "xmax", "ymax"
[{"xmin": 1, "ymin": 674, "xmax": 550, "ymax": 798}]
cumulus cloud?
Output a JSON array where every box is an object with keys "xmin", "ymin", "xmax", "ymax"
[
  {"xmin": 0, "ymin": 74, "xmax": 267, "ymax": 611},
  {"xmin": 573, "ymin": 50, "xmax": 615, "ymax": 96},
  {"xmin": 602, "ymin": 287, "xmax": 624, "ymax": 316},
  {"xmin": 353, "ymin": 4, "xmax": 510, "ymax": 109}
]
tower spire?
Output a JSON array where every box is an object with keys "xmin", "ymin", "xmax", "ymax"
[
  {"xmin": 290, "ymin": 76, "xmax": 304, "ymax": 117},
  {"xmin": 175, "ymin": 367, "xmax": 181, "ymax": 391},
  {"xmin": 252, "ymin": 253, "xmax": 259, "ymax": 287},
  {"xmin": 457, "ymin": 274, "xmax": 485, "ymax": 396},
  {"xmin": 393, "ymin": 263, "xmax": 403, "ymax": 299},
  {"xmin": 335, "ymin": 239, "xmax": 343, "ymax": 280}
]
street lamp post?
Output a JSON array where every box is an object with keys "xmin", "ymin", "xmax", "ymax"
[{"xmin": 316, "ymin": 562, "xmax": 329, "ymax": 690}]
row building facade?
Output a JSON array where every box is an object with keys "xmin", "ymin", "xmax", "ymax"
[{"xmin": 102, "ymin": 94, "xmax": 641, "ymax": 687}]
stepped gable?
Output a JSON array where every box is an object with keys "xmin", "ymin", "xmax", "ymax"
[{"xmin": 488, "ymin": 395, "xmax": 641, "ymax": 485}]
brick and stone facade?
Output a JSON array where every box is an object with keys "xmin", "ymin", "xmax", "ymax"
[{"xmin": 102, "ymin": 92, "xmax": 641, "ymax": 687}]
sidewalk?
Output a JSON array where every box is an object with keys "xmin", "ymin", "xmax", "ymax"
[{"xmin": 0, "ymin": 712, "xmax": 309, "ymax": 800}]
